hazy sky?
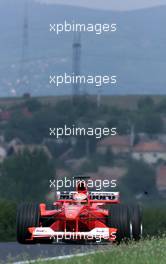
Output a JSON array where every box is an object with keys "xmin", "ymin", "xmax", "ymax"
[{"xmin": 38, "ymin": 0, "xmax": 166, "ymax": 10}]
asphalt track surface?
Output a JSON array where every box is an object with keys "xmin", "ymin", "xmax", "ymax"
[{"xmin": 0, "ymin": 242, "xmax": 105, "ymax": 264}]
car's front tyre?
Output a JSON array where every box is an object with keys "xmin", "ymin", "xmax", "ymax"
[
  {"xmin": 107, "ymin": 204, "xmax": 132, "ymax": 243},
  {"xmin": 16, "ymin": 203, "xmax": 40, "ymax": 244}
]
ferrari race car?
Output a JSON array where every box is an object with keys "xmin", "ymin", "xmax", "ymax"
[{"xmin": 16, "ymin": 177, "xmax": 142, "ymax": 244}]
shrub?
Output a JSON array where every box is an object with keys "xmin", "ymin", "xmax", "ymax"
[{"xmin": 0, "ymin": 199, "xmax": 16, "ymax": 241}]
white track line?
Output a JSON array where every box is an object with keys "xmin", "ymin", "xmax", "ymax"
[{"xmin": 13, "ymin": 251, "xmax": 96, "ymax": 264}]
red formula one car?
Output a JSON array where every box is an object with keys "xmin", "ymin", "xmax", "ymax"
[{"xmin": 16, "ymin": 177, "xmax": 142, "ymax": 244}]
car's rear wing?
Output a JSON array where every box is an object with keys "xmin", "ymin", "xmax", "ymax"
[
  {"xmin": 89, "ymin": 191, "xmax": 119, "ymax": 202},
  {"xmin": 56, "ymin": 191, "xmax": 120, "ymax": 203}
]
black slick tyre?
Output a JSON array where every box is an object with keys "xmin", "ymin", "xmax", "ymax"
[
  {"xmin": 107, "ymin": 204, "xmax": 132, "ymax": 242},
  {"xmin": 16, "ymin": 203, "xmax": 40, "ymax": 244},
  {"xmin": 128, "ymin": 205, "xmax": 142, "ymax": 240}
]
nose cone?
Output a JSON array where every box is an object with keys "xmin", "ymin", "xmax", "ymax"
[{"xmin": 64, "ymin": 204, "xmax": 82, "ymax": 220}]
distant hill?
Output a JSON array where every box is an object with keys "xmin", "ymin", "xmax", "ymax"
[
  {"xmin": 36, "ymin": 0, "xmax": 166, "ymax": 11},
  {"xmin": 0, "ymin": 1, "xmax": 166, "ymax": 96}
]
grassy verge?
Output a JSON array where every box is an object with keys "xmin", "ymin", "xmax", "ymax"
[{"xmin": 34, "ymin": 238, "xmax": 166, "ymax": 264}]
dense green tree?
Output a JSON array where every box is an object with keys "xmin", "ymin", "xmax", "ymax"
[
  {"xmin": 24, "ymin": 98, "xmax": 42, "ymax": 112},
  {"xmin": 120, "ymin": 160, "xmax": 157, "ymax": 197},
  {"xmin": 0, "ymin": 200, "xmax": 16, "ymax": 241},
  {"xmin": 156, "ymin": 98, "xmax": 166, "ymax": 113},
  {"xmin": 104, "ymin": 146, "xmax": 114, "ymax": 165},
  {"xmin": 137, "ymin": 96, "xmax": 155, "ymax": 111},
  {"xmin": 136, "ymin": 112, "xmax": 163, "ymax": 134},
  {"xmin": 0, "ymin": 149, "xmax": 54, "ymax": 202}
]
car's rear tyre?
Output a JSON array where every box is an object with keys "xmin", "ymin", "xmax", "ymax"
[
  {"xmin": 16, "ymin": 203, "xmax": 40, "ymax": 244},
  {"xmin": 128, "ymin": 205, "xmax": 142, "ymax": 240},
  {"xmin": 107, "ymin": 204, "xmax": 132, "ymax": 242}
]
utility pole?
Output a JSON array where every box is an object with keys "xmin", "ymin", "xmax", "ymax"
[
  {"xmin": 18, "ymin": 0, "xmax": 29, "ymax": 95},
  {"xmin": 72, "ymin": 33, "xmax": 81, "ymax": 103},
  {"xmin": 97, "ymin": 86, "xmax": 101, "ymax": 108}
]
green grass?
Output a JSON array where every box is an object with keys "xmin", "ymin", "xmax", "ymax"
[{"xmin": 32, "ymin": 238, "xmax": 166, "ymax": 264}]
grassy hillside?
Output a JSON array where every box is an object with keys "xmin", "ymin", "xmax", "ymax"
[
  {"xmin": 34, "ymin": 238, "xmax": 166, "ymax": 264},
  {"xmin": 0, "ymin": 2, "xmax": 166, "ymax": 96}
]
